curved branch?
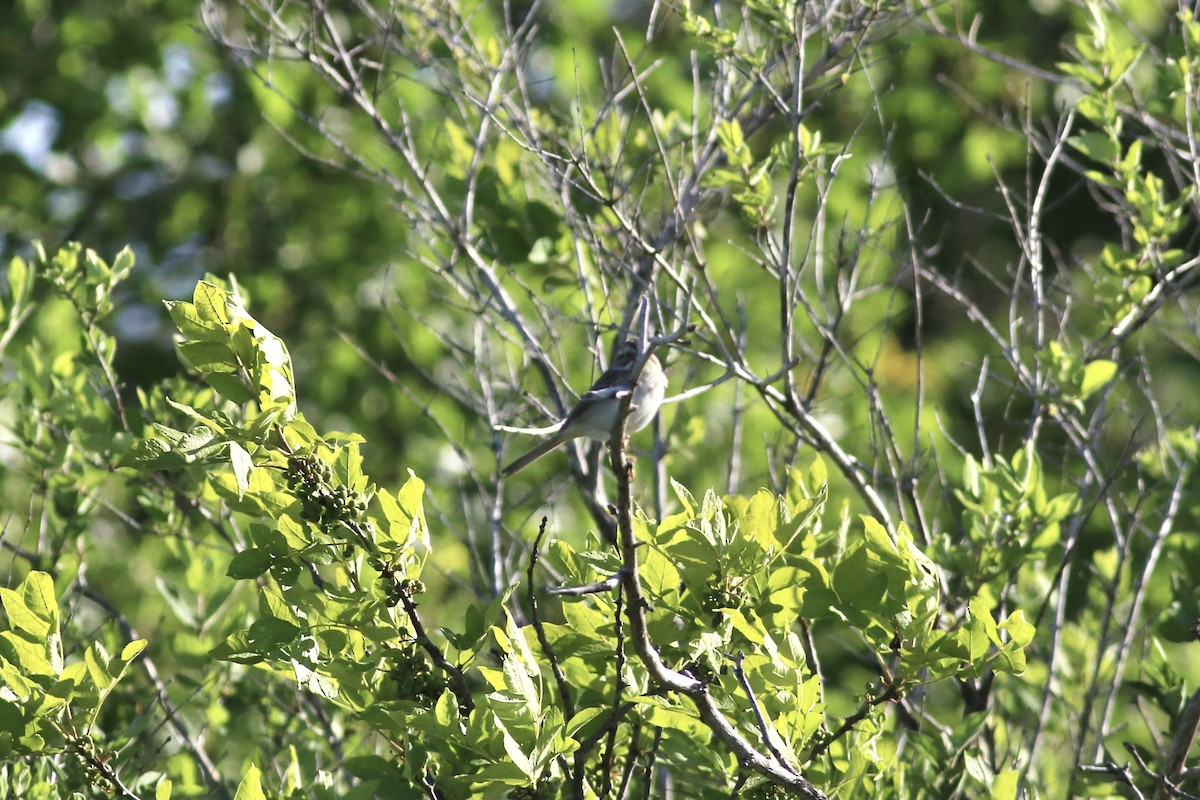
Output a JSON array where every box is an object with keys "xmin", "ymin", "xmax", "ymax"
[{"xmin": 606, "ymin": 349, "xmax": 828, "ymax": 800}]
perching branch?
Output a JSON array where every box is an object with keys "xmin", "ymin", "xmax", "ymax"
[{"xmin": 606, "ymin": 342, "xmax": 827, "ymax": 800}]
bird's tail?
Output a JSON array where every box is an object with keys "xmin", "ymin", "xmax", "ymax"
[{"xmin": 501, "ymin": 434, "xmax": 567, "ymax": 476}]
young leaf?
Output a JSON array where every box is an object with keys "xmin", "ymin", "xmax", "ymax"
[
  {"xmin": 233, "ymin": 765, "xmax": 266, "ymax": 800},
  {"xmin": 229, "ymin": 441, "xmax": 253, "ymax": 498},
  {"xmin": 1080, "ymin": 359, "xmax": 1117, "ymax": 399}
]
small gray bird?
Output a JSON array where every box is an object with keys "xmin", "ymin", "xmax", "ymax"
[{"xmin": 501, "ymin": 340, "xmax": 668, "ymax": 476}]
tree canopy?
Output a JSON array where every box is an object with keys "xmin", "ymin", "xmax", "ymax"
[{"xmin": 1, "ymin": 0, "xmax": 1199, "ymax": 798}]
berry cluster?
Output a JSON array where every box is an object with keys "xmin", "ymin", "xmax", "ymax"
[
  {"xmin": 381, "ymin": 572, "xmax": 425, "ymax": 607},
  {"xmin": 67, "ymin": 737, "xmax": 109, "ymax": 791},
  {"xmin": 390, "ymin": 643, "xmax": 446, "ymax": 703},
  {"xmin": 700, "ymin": 580, "xmax": 746, "ymax": 626},
  {"xmin": 701, "ymin": 584, "xmax": 744, "ymax": 613},
  {"xmin": 370, "ymin": 558, "xmax": 426, "ymax": 607},
  {"xmin": 506, "ymin": 781, "xmax": 560, "ymax": 800},
  {"xmin": 284, "ymin": 452, "xmax": 368, "ymax": 528}
]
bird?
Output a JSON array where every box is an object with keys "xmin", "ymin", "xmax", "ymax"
[{"xmin": 501, "ymin": 339, "xmax": 668, "ymax": 476}]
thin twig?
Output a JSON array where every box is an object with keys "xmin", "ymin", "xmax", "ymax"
[
  {"xmin": 527, "ymin": 518, "xmax": 575, "ymax": 722},
  {"xmin": 731, "ymin": 652, "xmax": 796, "ymax": 772}
]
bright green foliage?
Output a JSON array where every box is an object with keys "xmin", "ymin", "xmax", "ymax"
[
  {"xmin": 0, "ymin": 569, "xmax": 146, "ymax": 772},
  {"xmin": 3, "ymin": 0, "xmax": 1200, "ymax": 795},
  {"xmin": 1063, "ymin": 6, "xmax": 1196, "ymax": 324},
  {"xmin": 109, "ymin": 273, "xmax": 1032, "ymax": 797},
  {"xmin": 1035, "ymin": 343, "xmax": 1117, "ymax": 413},
  {"xmin": 944, "ymin": 444, "xmax": 1078, "ymax": 588},
  {"xmin": 0, "ymin": 250, "xmax": 1041, "ymax": 797}
]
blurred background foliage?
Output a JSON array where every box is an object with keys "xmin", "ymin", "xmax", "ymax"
[{"xmin": 3, "ymin": 0, "xmax": 1181, "ymax": 483}]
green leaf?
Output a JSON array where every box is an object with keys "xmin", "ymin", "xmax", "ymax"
[
  {"xmin": 210, "ymin": 468, "xmax": 294, "ymax": 518},
  {"xmin": 992, "ymin": 769, "xmax": 1020, "ymax": 800},
  {"xmin": 227, "ymin": 548, "xmax": 276, "ymax": 580},
  {"xmin": 247, "ymin": 617, "xmax": 302, "ymax": 653},
  {"xmin": 229, "ymin": 441, "xmax": 253, "ymax": 498},
  {"xmin": 7, "ymin": 256, "xmax": 31, "ymax": 305},
  {"xmin": 832, "ymin": 545, "xmax": 888, "ymax": 625},
  {"xmin": 497, "ymin": 613, "xmax": 541, "ymax": 717},
  {"xmin": 494, "ymin": 715, "xmax": 534, "ymax": 778},
  {"xmin": 120, "ymin": 640, "xmax": 147, "ymax": 662},
  {"xmin": 165, "ymin": 300, "xmax": 224, "ymax": 340},
  {"xmin": 1119, "ymin": 138, "xmax": 1143, "ymax": 174},
  {"xmin": 532, "ymin": 713, "xmax": 572, "ymax": 767},
  {"xmin": 727, "ymin": 609, "xmax": 766, "ymax": 646},
  {"xmin": 1041, "ymin": 493, "xmax": 1079, "ymax": 523},
  {"xmin": 862, "ymin": 516, "xmax": 917, "ymax": 590},
  {"xmin": 434, "ymin": 689, "xmax": 458, "ymax": 727},
  {"xmin": 333, "ymin": 441, "xmax": 364, "ymax": 490},
  {"xmin": 702, "ymin": 167, "xmax": 744, "ymax": 189},
  {"xmin": 21, "ymin": 573, "xmax": 58, "ymax": 629},
  {"xmin": 118, "ymin": 437, "xmax": 189, "ymax": 469},
  {"xmin": 1068, "ymin": 132, "xmax": 1117, "ymax": 162},
  {"xmin": 471, "ymin": 762, "xmax": 530, "ymax": 786},
  {"xmin": 564, "ymin": 707, "xmax": 607, "ymax": 738},
  {"xmin": 343, "ymin": 755, "xmax": 403, "ymax": 781},
  {"xmin": 785, "ymin": 559, "xmax": 839, "ymax": 619},
  {"xmin": 233, "ymin": 765, "xmax": 266, "ymax": 800},
  {"xmin": 965, "ymin": 751, "xmax": 993, "ymax": 784},
  {"xmin": 671, "ymin": 478, "xmax": 698, "ymax": 516},
  {"xmin": 205, "ymin": 373, "xmax": 254, "ymax": 404},
  {"xmin": 177, "ymin": 340, "xmax": 239, "ymax": 373},
  {"xmin": 716, "ymin": 119, "xmax": 751, "ymax": 168},
  {"xmin": 111, "ymin": 246, "xmax": 135, "ymax": 280},
  {"xmin": 969, "ymin": 595, "xmax": 1001, "ymax": 647},
  {"xmin": 260, "ymin": 589, "xmax": 301, "ymax": 627},
  {"xmin": 192, "ymin": 281, "xmax": 233, "ymax": 326},
  {"xmin": 635, "ymin": 700, "xmax": 709, "ymax": 739},
  {"xmin": 84, "ymin": 642, "xmax": 115, "ymax": 689},
  {"xmin": 0, "ymin": 631, "xmax": 55, "ymax": 676},
  {"xmin": 1075, "ymin": 93, "xmax": 1115, "ymax": 123},
  {"xmin": 995, "ymin": 611, "xmax": 1035, "ymax": 674},
  {"xmin": 293, "ymin": 660, "xmax": 338, "ymax": 699},
  {"xmin": 0, "ymin": 589, "xmax": 52, "ymax": 639},
  {"xmin": 0, "ymin": 573, "xmax": 57, "ymax": 642},
  {"xmin": 740, "ymin": 489, "xmax": 779, "ymax": 553},
  {"xmin": 1079, "ymin": 359, "xmax": 1117, "ymax": 399},
  {"xmin": 999, "ymin": 610, "xmax": 1035, "ymax": 647},
  {"xmin": 1058, "ymin": 61, "xmax": 1105, "ymax": 88},
  {"xmin": 1016, "ymin": 444, "xmax": 1041, "ymax": 499},
  {"xmin": 397, "ymin": 472, "xmax": 430, "ymax": 553}
]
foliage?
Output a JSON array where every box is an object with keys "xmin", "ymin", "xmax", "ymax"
[
  {"xmin": 1, "ymin": 260, "xmax": 1036, "ymax": 798},
  {"xmin": 2, "ymin": 0, "xmax": 1200, "ymax": 798}
]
